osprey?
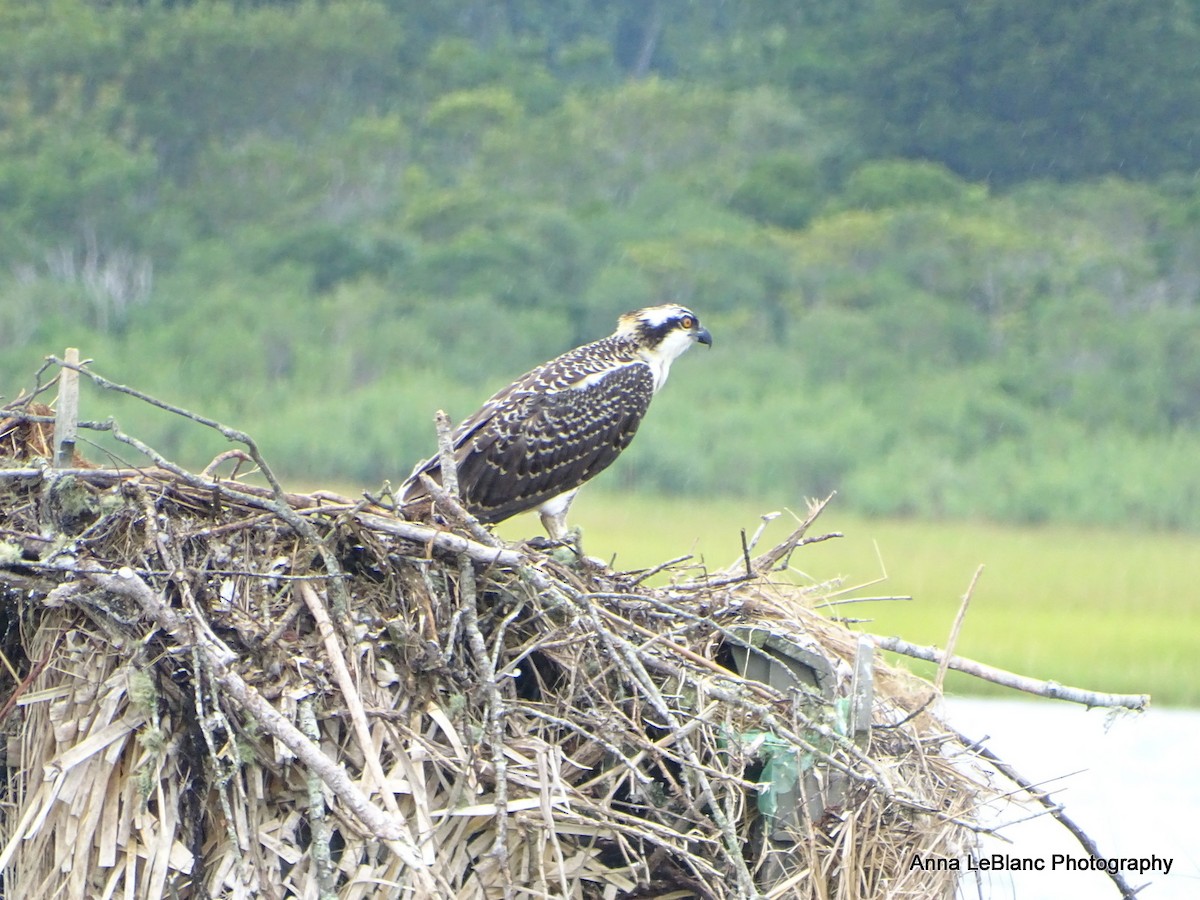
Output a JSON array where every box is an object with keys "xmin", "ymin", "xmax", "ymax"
[{"xmin": 401, "ymin": 305, "xmax": 712, "ymax": 539}]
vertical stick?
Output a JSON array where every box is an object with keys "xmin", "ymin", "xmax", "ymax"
[
  {"xmin": 298, "ymin": 699, "xmax": 337, "ymax": 900},
  {"xmin": 54, "ymin": 348, "xmax": 80, "ymax": 468},
  {"xmin": 851, "ymin": 634, "xmax": 875, "ymax": 746},
  {"xmin": 935, "ymin": 564, "xmax": 984, "ymax": 693},
  {"xmin": 434, "ymin": 409, "xmax": 458, "ymax": 497}
]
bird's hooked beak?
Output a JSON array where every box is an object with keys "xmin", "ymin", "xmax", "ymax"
[{"xmin": 694, "ymin": 326, "xmax": 713, "ymax": 347}]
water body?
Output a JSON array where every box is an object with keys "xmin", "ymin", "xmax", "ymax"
[{"xmin": 944, "ymin": 697, "xmax": 1200, "ymax": 899}]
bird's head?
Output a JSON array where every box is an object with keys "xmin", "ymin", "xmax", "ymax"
[
  {"xmin": 616, "ymin": 305, "xmax": 713, "ymax": 391},
  {"xmin": 618, "ymin": 304, "xmax": 712, "ymax": 353}
]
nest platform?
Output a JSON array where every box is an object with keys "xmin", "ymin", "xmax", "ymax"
[{"xmin": 0, "ymin": 359, "xmax": 1146, "ymax": 899}]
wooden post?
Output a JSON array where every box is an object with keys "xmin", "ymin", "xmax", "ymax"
[
  {"xmin": 851, "ymin": 634, "xmax": 875, "ymax": 747},
  {"xmin": 54, "ymin": 348, "xmax": 80, "ymax": 468}
]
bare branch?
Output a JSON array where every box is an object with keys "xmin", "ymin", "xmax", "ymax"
[
  {"xmin": 47, "ymin": 357, "xmax": 364, "ymax": 621},
  {"xmin": 296, "ymin": 581, "xmax": 417, "ymax": 840},
  {"xmin": 79, "ymin": 564, "xmax": 429, "ymax": 869},
  {"xmin": 458, "ymin": 554, "xmax": 514, "ymax": 898},
  {"xmin": 47, "ymin": 355, "xmax": 286, "ymax": 495},
  {"xmin": 357, "ymin": 509, "xmax": 518, "ymax": 566},
  {"xmin": 434, "ymin": 409, "xmax": 458, "ymax": 498},
  {"xmin": 419, "ymin": 473, "xmax": 501, "ymax": 548},
  {"xmin": 955, "ymin": 728, "xmax": 1149, "ymax": 899},
  {"xmin": 298, "ymin": 698, "xmax": 337, "ymax": 900},
  {"xmin": 936, "ymin": 565, "xmax": 984, "ymax": 693},
  {"xmin": 722, "ymin": 493, "xmax": 841, "ymax": 577},
  {"xmin": 872, "ymin": 634, "xmax": 1149, "ymax": 710}
]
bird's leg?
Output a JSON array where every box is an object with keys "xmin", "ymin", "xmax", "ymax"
[
  {"xmin": 537, "ymin": 490, "xmax": 582, "ymax": 556},
  {"xmin": 538, "ymin": 490, "xmax": 575, "ymax": 540},
  {"xmin": 539, "ymin": 510, "xmax": 567, "ymax": 541}
]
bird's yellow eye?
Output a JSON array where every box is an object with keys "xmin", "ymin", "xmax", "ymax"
[{"xmin": 680, "ymin": 315, "xmax": 695, "ymax": 329}]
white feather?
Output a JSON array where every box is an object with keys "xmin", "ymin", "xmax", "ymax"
[
  {"xmin": 638, "ymin": 304, "xmax": 690, "ymax": 327},
  {"xmin": 640, "ymin": 327, "xmax": 698, "ymax": 392}
]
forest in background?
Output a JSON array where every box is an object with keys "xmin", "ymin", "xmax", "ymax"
[{"xmin": 2, "ymin": 0, "xmax": 1200, "ymax": 529}]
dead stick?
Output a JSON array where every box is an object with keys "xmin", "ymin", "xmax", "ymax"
[
  {"xmin": 298, "ymin": 698, "xmax": 337, "ymax": 900},
  {"xmin": 81, "ymin": 565, "xmax": 429, "ymax": 870},
  {"xmin": 628, "ymin": 553, "xmax": 693, "ymax": 585},
  {"xmin": 936, "ymin": 565, "xmax": 983, "ymax": 693},
  {"xmin": 954, "ymin": 728, "xmax": 1147, "ymax": 899},
  {"xmin": 0, "ymin": 468, "xmax": 129, "ymax": 481},
  {"xmin": 425, "ymin": 411, "xmax": 504, "ymax": 547},
  {"xmin": 296, "ymin": 582, "xmax": 409, "ymax": 821},
  {"xmin": 434, "ymin": 410, "xmax": 458, "ymax": 498},
  {"xmin": 419, "ymin": 474, "xmax": 500, "ymax": 549},
  {"xmin": 47, "ymin": 356, "xmax": 287, "ymax": 496},
  {"xmin": 872, "ymin": 635, "xmax": 1149, "ymax": 710},
  {"xmin": 52, "ymin": 348, "xmax": 79, "ymax": 468},
  {"xmin": 357, "ymin": 510, "xmax": 518, "ymax": 566},
  {"xmin": 47, "ymin": 357, "xmax": 358, "ymax": 624},
  {"xmin": 458, "ymin": 554, "xmax": 514, "ymax": 899},
  {"xmin": 299, "ymin": 581, "xmax": 438, "ymax": 864},
  {"xmin": 744, "ymin": 493, "xmax": 840, "ymax": 576}
]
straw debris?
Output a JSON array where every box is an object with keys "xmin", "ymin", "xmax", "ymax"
[{"xmin": 0, "ymin": 359, "xmax": 1144, "ymax": 899}]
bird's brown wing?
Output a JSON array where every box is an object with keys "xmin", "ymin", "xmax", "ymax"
[{"xmin": 407, "ymin": 361, "xmax": 654, "ymax": 524}]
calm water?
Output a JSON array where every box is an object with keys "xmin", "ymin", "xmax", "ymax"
[{"xmin": 945, "ymin": 697, "xmax": 1200, "ymax": 899}]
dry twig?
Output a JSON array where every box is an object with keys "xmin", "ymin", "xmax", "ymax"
[{"xmin": 935, "ymin": 564, "xmax": 984, "ymax": 693}]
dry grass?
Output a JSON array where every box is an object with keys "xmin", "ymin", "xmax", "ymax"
[{"xmin": 0, "ymin": 389, "xmax": 1018, "ymax": 899}]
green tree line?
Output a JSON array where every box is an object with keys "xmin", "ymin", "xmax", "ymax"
[{"xmin": 1, "ymin": 0, "xmax": 1199, "ymax": 529}]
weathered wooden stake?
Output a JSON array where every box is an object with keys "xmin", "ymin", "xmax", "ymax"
[
  {"xmin": 53, "ymin": 348, "xmax": 80, "ymax": 468},
  {"xmin": 851, "ymin": 634, "xmax": 875, "ymax": 747}
]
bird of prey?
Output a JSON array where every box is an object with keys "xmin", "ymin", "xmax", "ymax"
[{"xmin": 400, "ymin": 304, "xmax": 712, "ymax": 540}]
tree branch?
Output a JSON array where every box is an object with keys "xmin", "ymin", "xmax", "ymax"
[
  {"xmin": 955, "ymin": 728, "xmax": 1148, "ymax": 899},
  {"xmin": 871, "ymin": 635, "xmax": 1149, "ymax": 710},
  {"xmin": 47, "ymin": 356, "xmax": 359, "ymax": 623}
]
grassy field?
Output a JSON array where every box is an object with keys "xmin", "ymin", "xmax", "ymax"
[{"xmin": 497, "ymin": 492, "xmax": 1200, "ymax": 708}]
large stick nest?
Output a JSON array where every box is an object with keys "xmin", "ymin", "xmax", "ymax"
[{"xmin": 0, "ymin": 373, "xmax": 994, "ymax": 899}]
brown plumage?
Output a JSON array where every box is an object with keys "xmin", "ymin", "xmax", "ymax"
[{"xmin": 401, "ymin": 305, "xmax": 712, "ymax": 539}]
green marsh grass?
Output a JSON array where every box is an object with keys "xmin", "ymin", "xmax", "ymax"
[{"xmin": 498, "ymin": 492, "xmax": 1200, "ymax": 707}]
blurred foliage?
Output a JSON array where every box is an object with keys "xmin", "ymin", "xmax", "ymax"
[
  {"xmin": 1, "ymin": 0, "xmax": 1199, "ymax": 529},
  {"xmin": 851, "ymin": 0, "xmax": 1200, "ymax": 184}
]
